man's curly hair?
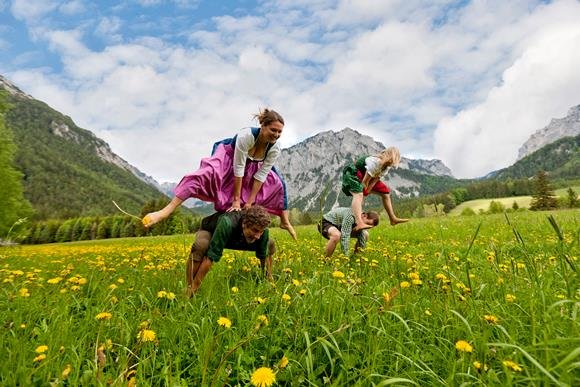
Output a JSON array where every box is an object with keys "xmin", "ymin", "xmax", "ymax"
[{"xmin": 242, "ymin": 205, "xmax": 271, "ymax": 229}]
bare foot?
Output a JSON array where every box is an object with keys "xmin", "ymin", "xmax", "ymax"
[
  {"xmin": 142, "ymin": 210, "xmax": 166, "ymax": 227},
  {"xmin": 280, "ymin": 222, "xmax": 297, "ymax": 241},
  {"xmin": 353, "ymin": 223, "xmax": 373, "ymax": 232},
  {"xmin": 390, "ymin": 217, "xmax": 409, "ymax": 226}
]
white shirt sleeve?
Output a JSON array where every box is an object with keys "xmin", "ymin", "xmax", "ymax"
[
  {"xmin": 253, "ymin": 143, "xmax": 280, "ymax": 182},
  {"xmin": 365, "ymin": 156, "xmax": 383, "ymax": 177},
  {"xmin": 233, "ymin": 129, "xmax": 255, "ymax": 178}
]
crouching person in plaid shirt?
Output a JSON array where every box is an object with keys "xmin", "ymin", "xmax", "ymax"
[{"xmin": 318, "ymin": 207, "xmax": 379, "ymax": 257}]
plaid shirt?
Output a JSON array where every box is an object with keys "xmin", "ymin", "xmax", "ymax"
[{"xmin": 323, "ymin": 207, "xmax": 368, "ymax": 255}]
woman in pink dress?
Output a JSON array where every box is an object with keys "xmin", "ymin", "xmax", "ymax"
[{"xmin": 143, "ymin": 108, "xmax": 296, "ymax": 240}]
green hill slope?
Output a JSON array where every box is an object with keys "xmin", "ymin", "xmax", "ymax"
[
  {"xmin": 4, "ymin": 93, "xmax": 165, "ymax": 220},
  {"xmin": 493, "ymin": 135, "xmax": 579, "ymax": 180}
]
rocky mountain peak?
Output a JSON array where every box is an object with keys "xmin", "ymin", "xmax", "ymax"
[
  {"xmin": 517, "ymin": 105, "xmax": 580, "ymax": 160},
  {"xmin": 0, "ymin": 75, "xmax": 32, "ymax": 100},
  {"xmin": 277, "ymin": 127, "xmax": 453, "ymax": 211}
]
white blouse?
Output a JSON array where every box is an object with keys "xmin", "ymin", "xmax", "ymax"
[{"xmin": 233, "ymin": 127, "xmax": 281, "ymax": 182}]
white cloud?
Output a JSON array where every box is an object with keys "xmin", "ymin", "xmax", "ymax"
[
  {"xmin": 11, "ymin": 0, "xmax": 59, "ymax": 23},
  {"xmin": 434, "ymin": 22, "xmax": 580, "ymax": 178},
  {"xmin": 59, "ymin": 0, "xmax": 86, "ymax": 15},
  {"xmin": 95, "ymin": 16, "xmax": 123, "ymax": 43},
  {"xmin": 6, "ymin": 0, "xmax": 580, "ymax": 182}
]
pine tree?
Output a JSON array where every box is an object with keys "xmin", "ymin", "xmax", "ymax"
[
  {"xmin": 567, "ymin": 187, "xmax": 578, "ymax": 208},
  {"xmin": 0, "ymin": 91, "xmax": 33, "ymax": 238},
  {"xmin": 529, "ymin": 170, "xmax": 558, "ymax": 211}
]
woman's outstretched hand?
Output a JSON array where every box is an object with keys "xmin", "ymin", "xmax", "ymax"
[{"xmin": 227, "ymin": 200, "xmax": 242, "ymax": 212}]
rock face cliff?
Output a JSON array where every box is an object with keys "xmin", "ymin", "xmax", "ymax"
[
  {"xmin": 517, "ymin": 105, "xmax": 580, "ymax": 160},
  {"xmin": 277, "ymin": 128, "xmax": 454, "ymax": 211}
]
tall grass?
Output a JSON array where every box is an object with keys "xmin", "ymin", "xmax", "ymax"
[{"xmin": 0, "ymin": 210, "xmax": 578, "ymax": 385}]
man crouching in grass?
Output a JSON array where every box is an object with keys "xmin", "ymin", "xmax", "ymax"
[
  {"xmin": 318, "ymin": 207, "xmax": 379, "ymax": 257},
  {"xmin": 186, "ymin": 205, "xmax": 275, "ymax": 296}
]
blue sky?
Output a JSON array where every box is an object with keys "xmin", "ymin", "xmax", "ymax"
[{"xmin": 1, "ymin": 0, "xmax": 580, "ymax": 181}]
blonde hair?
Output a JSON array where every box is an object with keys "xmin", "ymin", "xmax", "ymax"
[{"xmin": 376, "ymin": 147, "xmax": 401, "ymax": 170}]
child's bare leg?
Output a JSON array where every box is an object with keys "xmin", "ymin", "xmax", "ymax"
[
  {"xmin": 380, "ymin": 193, "xmax": 409, "ymax": 225},
  {"xmin": 351, "ymin": 193, "xmax": 372, "ymax": 231},
  {"xmin": 143, "ymin": 197, "xmax": 184, "ymax": 227},
  {"xmin": 279, "ymin": 210, "xmax": 297, "ymax": 240}
]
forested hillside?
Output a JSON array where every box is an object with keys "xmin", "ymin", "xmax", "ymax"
[
  {"xmin": 494, "ymin": 135, "xmax": 579, "ymax": 180},
  {"xmin": 4, "ymin": 93, "xmax": 165, "ymax": 220}
]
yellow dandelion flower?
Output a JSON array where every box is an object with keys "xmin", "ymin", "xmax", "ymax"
[
  {"xmin": 231, "ymin": 286, "xmax": 239, "ymax": 293},
  {"xmin": 425, "ymin": 309, "xmax": 432, "ymax": 316},
  {"xmin": 292, "ymin": 279, "xmax": 301, "ymax": 286},
  {"xmin": 299, "ymin": 289, "xmax": 307, "ymax": 295},
  {"xmin": 408, "ymin": 272, "xmax": 420, "ymax": 280},
  {"xmin": 411, "ymin": 279, "xmax": 423, "ymax": 286},
  {"xmin": 33, "ymin": 354, "xmax": 46, "ymax": 362},
  {"xmin": 455, "ymin": 340, "xmax": 473, "ymax": 353},
  {"xmin": 95, "ymin": 312, "xmax": 112, "ymax": 321},
  {"xmin": 109, "ymin": 284, "xmax": 118, "ymax": 290},
  {"xmin": 110, "ymin": 296, "xmax": 118, "ymax": 304},
  {"xmin": 483, "ymin": 314, "xmax": 499, "ymax": 324},
  {"xmin": 435, "ymin": 273, "xmax": 447, "ymax": 281},
  {"xmin": 157, "ymin": 290, "xmax": 167, "ymax": 298},
  {"xmin": 117, "ymin": 278, "xmax": 125, "ymax": 284},
  {"xmin": 332, "ymin": 270, "xmax": 345, "ymax": 278},
  {"xmin": 166, "ymin": 292, "xmax": 175, "ymax": 300},
  {"xmin": 127, "ymin": 377, "xmax": 137, "ymax": 387},
  {"xmin": 279, "ymin": 355, "xmax": 289, "ymax": 369},
  {"xmin": 473, "ymin": 361, "xmax": 488, "ymax": 371},
  {"xmin": 61, "ymin": 364, "xmax": 72, "ymax": 379},
  {"xmin": 281, "ymin": 294, "xmax": 291, "ymax": 302},
  {"xmin": 505, "ymin": 294, "xmax": 516, "ymax": 303},
  {"xmin": 502, "ymin": 360, "xmax": 523, "ymax": 372},
  {"xmin": 257, "ymin": 315, "xmax": 269, "ymax": 326},
  {"xmin": 137, "ymin": 329, "xmax": 156, "ymax": 342},
  {"xmin": 35, "ymin": 345, "xmax": 49, "ymax": 354},
  {"xmin": 250, "ymin": 366, "xmax": 276, "ymax": 387},
  {"xmin": 20, "ymin": 323, "xmax": 26, "ymax": 329},
  {"xmin": 19, "ymin": 288, "xmax": 30, "ymax": 297},
  {"xmin": 70, "ymin": 285, "xmax": 81, "ymax": 291},
  {"xmin": 254, "ymin": 297, "xmax": 267, "ymax": 304},
  {"xmin": 400, "ymin": 281, "xmax": 411, "ymax": 289},
  {"xmin": 47, "ymin": 277, "xmax": 63, "ymax": 284},
  {"xmin": 217, "ymin": 317, "xmax": 232, "ymax": 329},
  {"xmin": 77, "ymin": 278, "xmax": 87, "ymax": 285}
]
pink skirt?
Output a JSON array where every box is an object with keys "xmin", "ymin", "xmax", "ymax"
[{"xmin": 174, "ymin": 143, "xmax": 287, "ymax": 216}]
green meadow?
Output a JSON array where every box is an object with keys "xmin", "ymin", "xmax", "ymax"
[
  {"xmin": 449, "ymin": 186, "xmax": 580, "ymax": 215},
  {"xmin": 1, "ymin": 210, "xmax": 578, "ymax": 386}
]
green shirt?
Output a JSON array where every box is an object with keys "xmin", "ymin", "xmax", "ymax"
[
  {"xmin": 323, "ymin": 207, "xmax": 368, "ymax": 256},
  {"xmin": 203, "ymin": 212, "xmax": 269, "ymax": 263}
]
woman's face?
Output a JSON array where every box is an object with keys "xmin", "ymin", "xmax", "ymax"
[{"xmin": 261, "ymin": 121, "xmax": 284, "ymax": 144}]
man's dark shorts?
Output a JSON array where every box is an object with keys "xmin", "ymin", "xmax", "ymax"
[{"xmin": 318, "ymin": 219, "xmax": 362, "ymax": 239}]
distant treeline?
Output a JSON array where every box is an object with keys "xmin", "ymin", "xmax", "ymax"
[{"xmin": 21, "ymin": 199, "xmax": 201, "ymax": 245}]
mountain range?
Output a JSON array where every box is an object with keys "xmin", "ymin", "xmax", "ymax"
[{"xmin": 1, "ymin": 74, "xmax": 578, "ymax": 219}]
